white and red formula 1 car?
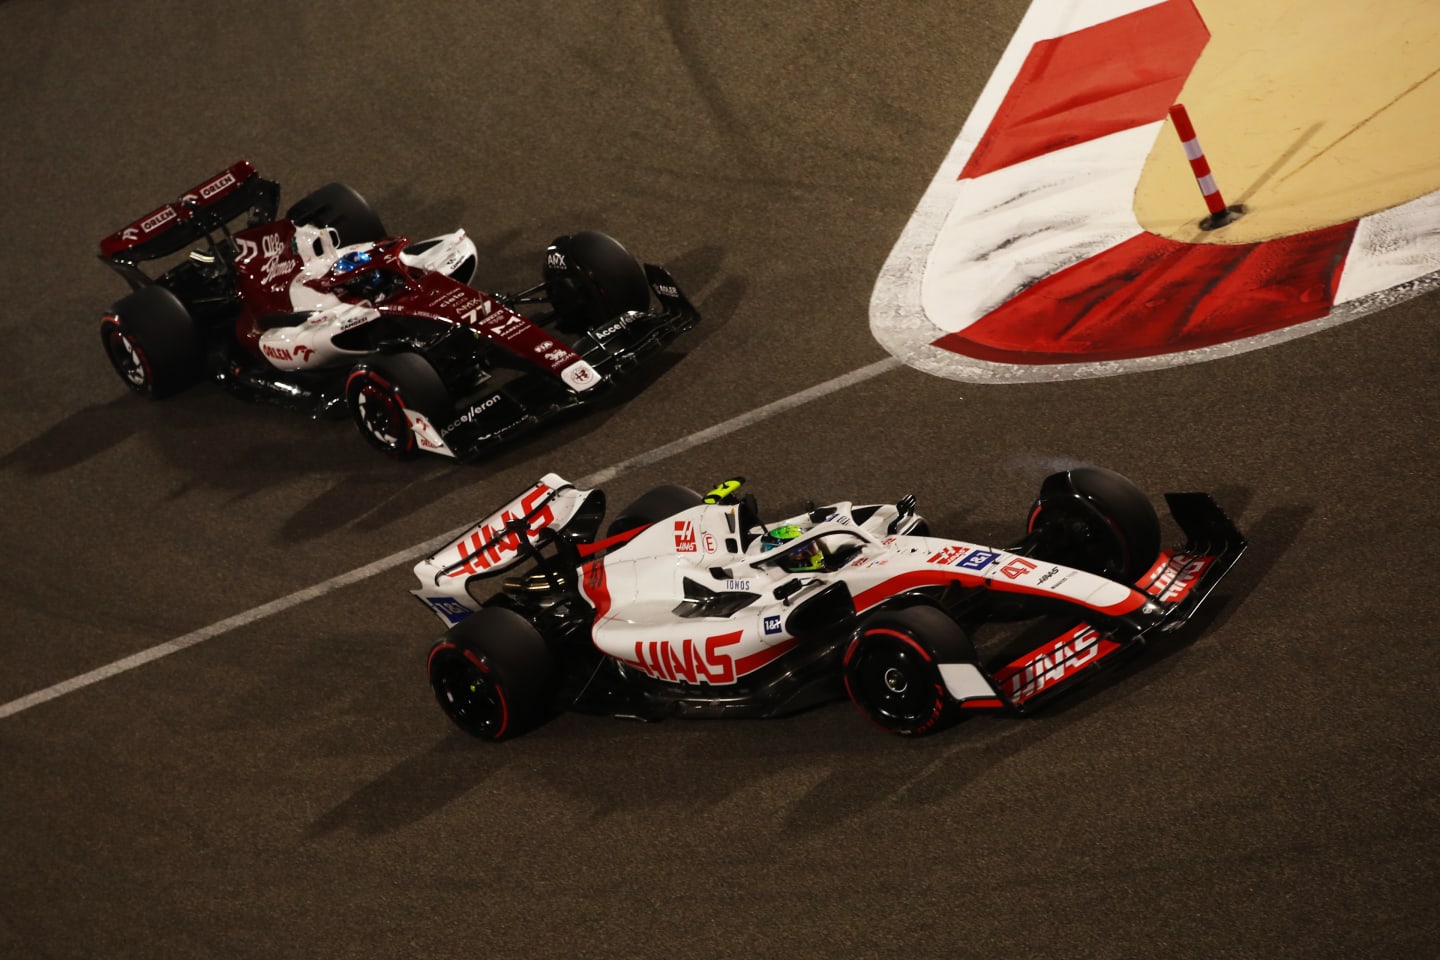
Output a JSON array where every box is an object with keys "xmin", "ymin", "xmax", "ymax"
[
  {"xmin": 97, "ymin": 162, "xmax": 698, "ymax": 459},
  {"xmin": 412, "ymin": 468, "xmax": 1245, "ymax": 739}
]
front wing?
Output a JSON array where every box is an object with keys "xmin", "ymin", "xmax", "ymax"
[{"xmin": 954, "ymin": 491, "xmax": 1246, "ymax": 714}]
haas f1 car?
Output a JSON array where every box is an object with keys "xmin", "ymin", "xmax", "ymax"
[
  {"xmin": 97, "ymin": 161, "xmax": 699, "ymax": 459},
  {"xmin": 412, "ymin": 467, "xmax": 1246, "ymax": 739}
]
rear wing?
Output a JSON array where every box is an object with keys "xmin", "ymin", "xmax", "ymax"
[
  {"xmin": 410, "ymin": 474, "xmax": 603, "ymax": 626},
  {"xmin": 98, "ymin": 161, "xmax": 279, "ymax": 287}
]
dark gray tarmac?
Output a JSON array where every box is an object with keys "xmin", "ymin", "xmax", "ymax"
[{"xmin": 1, "ymin": 2, "xmax": 1437, "ymax": 958}]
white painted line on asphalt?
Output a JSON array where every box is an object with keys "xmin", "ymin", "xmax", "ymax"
[
  {"xmin": 0, "ymin": 357, "xmax": 903, "ymax": 720},
  {"xmin": 579, "ymin": 357, "xmax": 901, "ymax": 487}
]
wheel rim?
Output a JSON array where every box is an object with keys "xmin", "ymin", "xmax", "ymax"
[
  {"xmin": 103, "ymin": 326, "xmax": 152, "ymax": 394},
  {"xmin": 354, "ymin": 380, "xmax": 408, "ymax": 449},
  {"xmin": 431, "ymin": 651, "xmax": 508, "ymax": 738},
  {"xmin": 851, "ymin": 643, "xmax": 938, "ymax": 730}
]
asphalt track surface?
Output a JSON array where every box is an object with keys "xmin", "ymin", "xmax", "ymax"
[{"xmin": 1, "ymin": 3, "xmax": 1436, "ymax": 958}]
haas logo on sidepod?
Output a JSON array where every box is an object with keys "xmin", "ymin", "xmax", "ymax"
[{"xmin": 631, "ymin": 631, "xmax": 743, "ymax": 684}]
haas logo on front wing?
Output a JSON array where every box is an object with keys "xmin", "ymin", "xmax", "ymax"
[
  {"xmin": 1158, "ymin": 555, "xmax": 1214, "ymax": 602},
  {"xmin": 997, "ymin": 626, "xmax": 1118, "ymax": 704}
]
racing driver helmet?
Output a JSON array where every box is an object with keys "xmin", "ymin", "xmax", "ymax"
[{"xmin": 760, "ymin": 525, "xmax": 825, "ymax": 573}]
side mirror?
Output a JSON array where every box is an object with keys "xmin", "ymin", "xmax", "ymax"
[{"xmin": 774, "ymin": 579, "xmax": 805, "ymax": 604}]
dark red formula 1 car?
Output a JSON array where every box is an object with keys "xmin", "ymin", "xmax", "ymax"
[{"xmin": 98, "ymin": 161, "xmax": 699, "ymax": 459}]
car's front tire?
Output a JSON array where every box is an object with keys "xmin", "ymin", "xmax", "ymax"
[
  {"xmin": 345, "ymin": 352, "xmax": 453, "ymax": 458},
  {"xmin": 1025, "ymin": 466, "xmax": 1161, "ymax": 582},
  {"xmin": 844, "ymin": 606, "xmax": 967, "ymax": 736},
  {"xmin": 543, "ymin": 231, "xmax": 651, "ymax": 329}
]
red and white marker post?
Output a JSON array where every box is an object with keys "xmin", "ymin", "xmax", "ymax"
[{"xmin": 1169, "ymin": 103, "xmax": 1244, "ymax": 230}]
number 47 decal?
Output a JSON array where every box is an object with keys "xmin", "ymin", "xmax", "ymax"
[{"xmin": 1000, "ymin": 557, "xmax": 1037, "ymax": 580}]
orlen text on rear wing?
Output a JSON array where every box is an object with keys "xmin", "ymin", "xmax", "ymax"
[{"xmin": 98, "ymin": 160, "xmax": 279, "ymax": 291}]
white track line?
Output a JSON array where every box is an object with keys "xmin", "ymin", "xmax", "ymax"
[{"xmin": 0, "ymin": 357, "xmax": 902, "ymax": 720}]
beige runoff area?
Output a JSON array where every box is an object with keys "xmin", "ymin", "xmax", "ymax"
[{"xmin": 1133, "ymin": 0, "xmax": 1440, "ymax": 244}]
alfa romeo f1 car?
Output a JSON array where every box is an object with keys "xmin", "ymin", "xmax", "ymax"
[
  {"xmin": 412, "ymin": 467, "xmax": 1246, "ymax": 739},
  {"xmin": 97, "ymin": 161, "xmax": 699, "ymax": 459}
]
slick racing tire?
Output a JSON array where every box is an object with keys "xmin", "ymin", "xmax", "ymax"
[
  {"xmin": 345, "ymin": 352, "xmax": 453, "ymax": 458},
  {"xmin": 605, "ymin": 484, "xmax": 704, "ymax": 538},
  {"xmin": 543, "ymin": 231, "xmax": 650, "ymax": 329},
  {"xmin": 844, "ymin": 606, "xmax": 968, "ymax": 737},
  {"xmin": 1025, "ymin": 466, "xmax": 1161, "ymax": 583},
  {"xmin": 100, "ymin": 285, "xmax": 202, "ymax": 399},
  {"xmin": 285, "ymin": 182, "xmax": 387, "ymax": 247},
  {"xmin": 427, "ymin": 607, "xmax": 555, "ymax": 741}
]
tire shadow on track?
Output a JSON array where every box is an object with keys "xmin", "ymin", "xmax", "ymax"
[
  {"xmin": 0, "ymin": 396, "xmax": 143, "ymax": 475},
  {"xmin": 303, "ymin": 734, "xmax": 499, "ymax": 839}
]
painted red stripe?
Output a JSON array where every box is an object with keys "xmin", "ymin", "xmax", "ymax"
[
  {"xmin": 580, "ymin": 559, "xmax": 612, "ymax": 620},
  {"xmin": 994, "ymin": 580, "xmax": 1149, "ymax": 616},
  {"xmin": 576, "ymin": 527, "xmax": 645, "ymax": 559},
  {"xmin": 734, "ymin": 637, "xmax": 799, "ymax": 677},
  {"xmin": 852, "ymin": 570, "xmax": 983, "ymax": 612},
  {"xmin": 960, "ymin": 0, "xmax": 1209, "ymax": 180},
  {"xmin": 426, "ymin": 641, "xmax": 457, "ymax": 675},
  {"xmin": 933, "ymin": 221, "xmax": 1358, "ymax": 363},
  {"xmin": 851, "ymin": 566, "xmax": 1146, "ymax": 617}
]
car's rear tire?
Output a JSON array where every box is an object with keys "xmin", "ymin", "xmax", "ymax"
[
  {"xmin": 1025, "ymin": 466, "xmax": 1161, "ymax": 583},
  {"xmin": 426, "ymin": 606, "xmax": 555, "ymax": 740},
  {"xmin": 844, "ymin": 606, "xmax": 967, "ymax": 736},
  {"xmin": 285, "ymin": 182, "xmax": 387, "ymax": 247},
  {"xmin": 345, "ymin": 352, "xmax": 453, "ymax": 458},
  {"xmin": 605, "ymin": 484, "xmax": 704, "ymax": 538},
  {"xmin": 100, "ymin": 285, "xmax": 202, "ymax": 399},
  {"xmin": 543, "ymin": 231, "xmax": 650, "ymax": 329}
]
